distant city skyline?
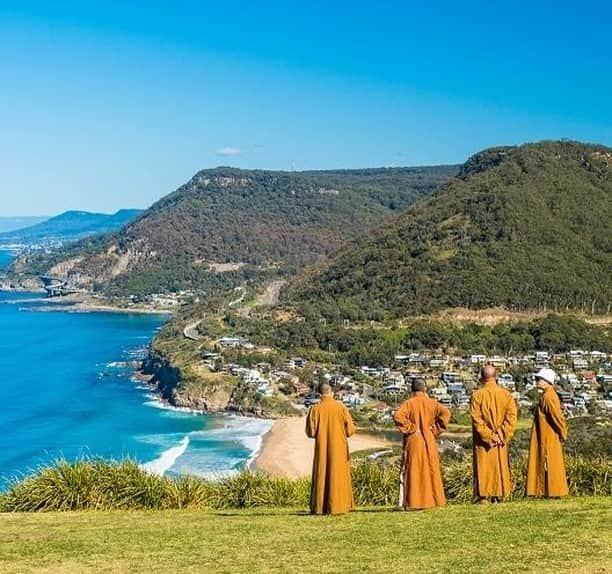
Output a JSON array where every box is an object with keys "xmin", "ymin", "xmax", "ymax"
[{"xmin": 1, "ymin": 0, "xmax": 611, "ymax": 215}]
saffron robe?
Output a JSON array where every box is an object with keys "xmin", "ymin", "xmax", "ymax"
[
  {"xmin": 306, "ymin": 396, "xmax": 356, "ymax": 514},
  {"xmin": 470, "ymin": 380, "xmax": 518, "ymax": 499},
  {"xmin": 526, "ymin": 386, "xmax": 569, "ymax": 497},
  {"xmin": 393, "ymin": 392, "xmax": 451, "ymax": 509}
]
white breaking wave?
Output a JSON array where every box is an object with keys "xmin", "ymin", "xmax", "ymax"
[
  {"xmin": 143, "ymin": 399, "xmax": 205, "ymax": 415},
  {"xmin": 137, "ymin": 394, "xmax": 274, "ymax": 479},
  {"xmin": 186, "ymin": 416, "xmax": 273, "ymax": 475},
  {"xmin": 140, "ymin": 435, "xmax": 190, "ymax": 476},
  {"xmin": 224, "ymin": 416, "xmax": 273, "ymax": 468}
]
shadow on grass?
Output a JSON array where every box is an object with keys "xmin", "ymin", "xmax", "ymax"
[
  {"xmin": 212, "ymin": 510, "xmax": 312, "ymax": 517},
  {"xmin": 213, "ymin": 508, "xmax": 399, "ymax": 517}
]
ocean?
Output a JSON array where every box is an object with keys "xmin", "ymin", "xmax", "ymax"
[
  {"xmin": 0, "ymin": 250, "xmax": 271, "ymax": 487},
  {"xmin": 0, "ymin": 248, "xmax": 17, "ymax": 270}
]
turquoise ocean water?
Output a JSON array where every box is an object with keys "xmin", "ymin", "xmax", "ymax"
[{"xmin": 0, "ymin": 250, "xmax": 271, "ymax": 487}]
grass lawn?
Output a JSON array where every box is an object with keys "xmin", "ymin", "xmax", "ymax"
[{"xmin": 1, "ymin": 497, "xmax": 610, "ymax": 574}]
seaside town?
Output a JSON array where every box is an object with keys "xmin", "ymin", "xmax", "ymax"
[{"xmin": 201, "ymin": 333, "xmax": 612, "ymax": 423}]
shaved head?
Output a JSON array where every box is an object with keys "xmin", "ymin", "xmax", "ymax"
[
  {"xmin": 318, "ymin": 382, "xmax": 332, "ymax": 396},
  {"xmin": 411, "ymin": 378, "xmax": 426, "ymax": 393},
  {"xmin": 480, "ymin": 365, "xmax": 497, "ymax": 381}
]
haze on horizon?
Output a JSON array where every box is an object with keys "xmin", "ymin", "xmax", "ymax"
[{"xmin": 1, "ymin": 0, "xmax": 611, "ymax": 216}]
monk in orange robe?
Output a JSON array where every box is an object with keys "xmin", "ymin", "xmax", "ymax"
[
  {"xmin": 470, "ymin": 365, "xmax": 517, "ymax": 503},
  {"xmin": 393, "ymin": 378, "xmax": 451, "ymax": 510},
  {"xmin": 526, "ymin": 368, "xmax": 569, "ymax": 497},
  {"xmin": 306, "ymin": 382, "xmax": 356, "ymax": 514}
]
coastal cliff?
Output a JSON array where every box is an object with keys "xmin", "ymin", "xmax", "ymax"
[
  {"xmin": 142, "ymin": 348, "xmax": 300, "ymax": 418},
  {"xmin": 142, "ymin": 350, "xmax": 236, "ymax": 413}
]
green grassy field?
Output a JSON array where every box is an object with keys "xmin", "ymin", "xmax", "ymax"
[{"xmin": 1, "ymin": 497, "xmax": 610, "ymax": 574}]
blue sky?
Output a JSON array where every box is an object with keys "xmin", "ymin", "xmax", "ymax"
[{"xmin": 1, "ymin": 0, "xmax": 611, "ymax": 215}]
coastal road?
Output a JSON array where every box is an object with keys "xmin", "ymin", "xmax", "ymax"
[
  {"xmin": 183, "ymin": 319, "xmax": 202, "ymax": 341},
  {"xmin": 183, "ymin": 283, "xmax": 247, "ymax": 340},
  {"xmin": 228, "ymin": 285, "xmax": 247, "ymax": 308}
]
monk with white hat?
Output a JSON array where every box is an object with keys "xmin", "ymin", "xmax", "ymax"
[{"xmin": 526, "ymin": 368, "xmax": 569, "ymax": 497}]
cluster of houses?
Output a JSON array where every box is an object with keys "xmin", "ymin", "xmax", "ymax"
[
  {"xmin": 215, "ymin": 336, "xmax": 274, "ymax": 355},
  {"xmin": 129, "ymin": 290, "xmax": 201, "ymax": 307},
  {"xmin": 361, "ymin": 350, "xmax": 612, "ymax": 417},
  {"xmin": 203, "ymin": 349, "xmax": 309, "ymax": 399},
  {"xmin": 204, "ymin": 334, "xmax": 612, "ymax": 419}
]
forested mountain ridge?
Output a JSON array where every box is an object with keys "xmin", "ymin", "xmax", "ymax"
[
  {"xmin": 288, "ymin": 141, "xmax": 612, "ymax": 320},
  {"xmin": 11, "ymin": 165, "xmax": 457, "ymax": 295}
]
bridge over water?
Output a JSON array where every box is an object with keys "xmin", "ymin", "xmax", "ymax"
[{"xmin": 39, "ymin": 275, "xmax": 84, "ymax": 297}]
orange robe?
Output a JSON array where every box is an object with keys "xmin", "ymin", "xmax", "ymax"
[
  {"xmin": 526, "ymin": 386, "xmax": 569, "ymax": 497},
  {"xmin": 470, "ymin": 380, "xmax": 517, "ymax": 499},
  {"xmin": 393, "ymin": 392, "xmax": 451, "ymax": 509},
  {"xmin": 306, "ymin": 395, "xmax": 356, "ymax": 514}
]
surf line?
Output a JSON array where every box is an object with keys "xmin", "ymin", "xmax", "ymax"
[{"xmin": 140, "ymin": 435, "xmax": 190, "ymax": 476}]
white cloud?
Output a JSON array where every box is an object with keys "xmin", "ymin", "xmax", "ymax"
[{"xmin": 215, "ymin": 146, "xmax": 241, "ymax": 157}]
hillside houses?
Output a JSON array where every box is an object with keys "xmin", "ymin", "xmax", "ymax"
[{"xmin": 205, "ymin": 331, "xmax": 612, "ymax": 418}]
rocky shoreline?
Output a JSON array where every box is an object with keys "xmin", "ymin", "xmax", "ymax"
[
  {"xmin": 140, "ymin": 350, "xmax": 297, "ymax": 419},
  {"xmin": 0, "ymin": 291, "xmax": 174, "ymax": 315},
  {"xmin": 24, "ymin": 302, "xmax": 173, "ymax": 315}
]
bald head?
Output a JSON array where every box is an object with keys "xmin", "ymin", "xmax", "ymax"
[
  {"xmin": 480, "ymin": 365, "xmax": 497, "ymax": 382},
  {"xmin": 318, "ymin": 382, "xmax": 332, "ymax": 396},
  {"xmin": 411, "ymin": 378, "xmax": 426, "ymax": 393}
]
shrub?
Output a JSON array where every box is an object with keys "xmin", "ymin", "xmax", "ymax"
[
  {"xmin": 352, "ymin": 462, "xmax": 398, "ymax": 506},
  {"xmin": 0, "ymin": 455, "xmax": 609, "ymax": 513}
]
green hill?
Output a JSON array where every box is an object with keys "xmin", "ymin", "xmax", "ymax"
[
  {"xmin": 12, "ymin": 166, "xmax": 456, "ymax": 296},
  {"xmin": 289, "ymin": 141, "xmax": 612, "ymax": 320}
]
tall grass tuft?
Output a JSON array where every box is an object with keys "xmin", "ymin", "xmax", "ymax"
[
  {"xmin": 0, "ymin": 455, "xmax": 609, "ymax": 512},
  {"xmin": 217, "ymin": 472, "xmax": 310, "ymax": 508},
  {"xmin": 352, "ymin": 462, "xmax": 398, "ymax": 506},
  {"xmin": 164, "ymin": 475, "xmax": 222, "ymax": 510},
  {"xmin": 441, "ymin": 459, "xmax": 473, "ymax": 504},
  {"xmin": 3, "ymin": 460, "xmax": 101, "ymax": 512},
  {"xmin": 566, "ymin": 456, "xmax": 612, "ymax": 497}
]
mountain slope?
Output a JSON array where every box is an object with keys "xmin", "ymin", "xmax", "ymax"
[
  {"xmin": 0, "ymin": 210, "xmax": 142, "ymax": 245},
  {"xmin": 289, "ymin": 141, "xmax": 612, "ymax": 319},
  {"xmin": 0, "ymin": 216, "xmax": 49, "ymax": 234},
  {"xmin": 12, "ymin": 166, "xmax": 457, "ymax": 295}
]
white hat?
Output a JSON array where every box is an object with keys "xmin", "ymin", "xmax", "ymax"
[{"xmin": 535, "ymin": 368, "xmax": 556, "ymax": 385}]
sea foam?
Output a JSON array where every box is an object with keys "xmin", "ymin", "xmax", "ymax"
[{"xmin": 140, "ymin": 435, "xmax": 190, "ymax": 476}]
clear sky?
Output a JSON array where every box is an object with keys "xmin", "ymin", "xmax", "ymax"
[{"xmin": 1, "ymin": 0, "xmax": 611, "ymax": 215}]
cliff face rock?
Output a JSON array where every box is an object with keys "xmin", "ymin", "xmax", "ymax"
[
  {"xmin": 142, "ymin": 350, "xmax": 237, "ymax": 413},
  {"xmin": 171, "ymin": 386, "xmax": 233, "ymax": 413},
  {"xmin": 142, "ymin": 348, "xmax": 300, "ymax": 417},
  {"xmin": 142, "ymin": 351, "xmax": 181, "ymax": 402}
]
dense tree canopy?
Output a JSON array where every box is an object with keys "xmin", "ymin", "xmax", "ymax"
[
  {"xmin": 290, "ymin": 141, "xmax": 612, "ymax": 318},
  {"xmin": 13, "ymin": 166, "xmax": 456, "ymax": 296}
]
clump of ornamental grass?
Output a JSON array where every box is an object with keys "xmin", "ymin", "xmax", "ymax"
[
  {"xmin": 566, "ymin": 455, "xmax": 612, "ymax": 497},
  {"xmin": 216, "ymin": 471, "xmax": 310, "ymax": 508},
  {"xmin": 2, "ymin": 460, "xmax": 103, "ymax": 512},
  {"xmin": 90, "ymin": 459, "xmax": 168, "ymax": 509},
  {"xmin": 441, "ymin": 458, "xmax": 473, "ymax": 504},
  {"xmin": 164, "ymin": 475, "xmax": 222, "ymax": 510},
  {"xmin": 351, "ymin": 461, "xmax": 399, "ymax": 507},
  {"xmin": 0, "ymin": 455, "xmax": 609, "ymax": 512}
]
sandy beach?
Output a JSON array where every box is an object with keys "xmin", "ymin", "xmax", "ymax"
[{"xmin": 253, "ymin": 417, "xmax": 393, "ymax": 478}]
